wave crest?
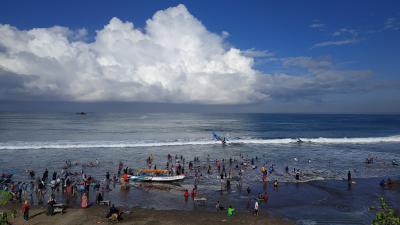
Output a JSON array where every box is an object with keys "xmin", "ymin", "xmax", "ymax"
[{"xmin": 1, "ymin": 135, "xmax": 399, "ymax": 150}]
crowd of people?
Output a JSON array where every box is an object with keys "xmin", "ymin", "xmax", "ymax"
[
  {"xmin": 5, "ymin": 152, "xmax": 392, "ymax": 222},
  {"xmin": 0, "ymin": 159, "xmax": 123, "ymax": 222},
  {"xmin": 4, "ymin": 153, "xmax": 286, "ymax": 219},
  {"xmin": 2, "ymin": 152, "xmax": 285, "ymax": 221},
  {"xmin": 141, "ymin": 153, "xmax": 288, "ymax": 217}
]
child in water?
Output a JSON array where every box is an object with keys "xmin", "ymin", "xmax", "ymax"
[
  {"xmin": 227, "ymin": 205, "xmax": 234, "ymax": 217},
  {"xmin": 184, "ymin": 189, "xmax": 189, "ymax": 200}
]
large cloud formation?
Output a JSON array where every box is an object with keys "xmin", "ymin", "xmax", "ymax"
[
  {"xmin": 0, "ymin": 4, "xmax": 391, "ymax": 104},
  {"xmin": 0, "ymin": 5, "xmax": 264, "ymax": 104}
]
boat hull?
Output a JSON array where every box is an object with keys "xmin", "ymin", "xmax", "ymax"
[{"xmin": 129, "ymin": 175, "xmax": 185, "ymax": 182}]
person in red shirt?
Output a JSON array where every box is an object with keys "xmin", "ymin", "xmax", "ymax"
[
  {"xmin": 21, "ymin": 200, "xmax": 30, "ymax": 221},
  {"xmin": 123, "ymin": 173, "xmax": 129, "ymax": 185},
  {"xmin": 191, "ymin": 187, "xmax": 197, "ymax": 198},
  {"xmin": 184, "ymin": 189, "xmax": 189, "ymax": 201}
]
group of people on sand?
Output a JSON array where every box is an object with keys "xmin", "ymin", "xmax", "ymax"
[
  {"xmin": 4, "ymin": 151, "xmax": 285, "ymax": 222},
  {"xmin": 18, "ymin": 184, "xmax": 58, "ymax": 221},
  {"xmin": 6, "ymin": 150, "xmax": 399, "ymax": 223},
  {"xmin": 2, "ymin": 158, "xmax": 126, "ymax": 222}
]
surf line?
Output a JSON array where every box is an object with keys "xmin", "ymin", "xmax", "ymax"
[{"xmin": 1, "ymin": 135, "xmax": 400, "ymax": 150}]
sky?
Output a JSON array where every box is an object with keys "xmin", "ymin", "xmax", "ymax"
[{"xmin": 0, "ymin": 0, "xmax": 399, "ymax": 113}]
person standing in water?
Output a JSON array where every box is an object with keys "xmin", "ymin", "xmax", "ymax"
[
  {"xmin": 227, "ymin": 205, "xmax": 234, "ymax": 217},
  {"xmin": 247, "ymin": 186, "xmax": 251, "ymax": 195},
  {"xmin": 273, "ymin": 179, "xmax": 279, "ymax": 189},
  {"xmin": 184, "ymin": 189, "xmax": 189, "ymax": 201},
  {"xmin": 21, "ymin": 200, "xmax": 30, "ymax": 221},
  {"xmin": 254, "ymin": 201, "xmax": 259, "ymax": 216},
  {"xmin": 81, "ymin": 192, "xmax": 88, "ymax": 208},
  {"xmin": 46, "ymin": 195, "xmax": 56, "ymax": 216},
  {"xmin": 43, "ymin": 168, "xmax": 48, "ymax": 181},
  {"xmin": 347, "ymin": 170, "xmax": 352, "ymax": 182}
]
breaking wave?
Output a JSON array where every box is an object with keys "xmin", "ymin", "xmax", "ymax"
[{"xmin": 0, "ymin": 135, "xmax": 400, "ymax": 150}]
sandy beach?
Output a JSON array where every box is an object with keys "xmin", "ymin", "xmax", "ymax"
[{"xmin": 7, "ymin": 205, "xmax": 293, "ymax": 225}]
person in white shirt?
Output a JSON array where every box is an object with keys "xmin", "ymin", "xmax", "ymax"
[{"xmin": 254, "ymin": 201, "xmax": 259, "ymax": 216}]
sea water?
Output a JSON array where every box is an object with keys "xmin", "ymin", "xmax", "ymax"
[{"xmin": 1, "ymin": 113, "xmax": 399, "ymax": 181}]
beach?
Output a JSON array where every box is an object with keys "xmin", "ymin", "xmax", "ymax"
[
  {"xmin": 1, "ymin": 113, "xmax": 400, "ymax": 224},
  {"xmin": 5, "ymin": 205, "xmax": 293, "ymax": 225},
  {"xmin": 2, "ymin": 176, "xmax": 399, "ymax": 224}
]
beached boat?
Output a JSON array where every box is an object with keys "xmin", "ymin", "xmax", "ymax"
[{"xmin": 129, "ymin": 169, "xmax": 185, "ymax": 182}]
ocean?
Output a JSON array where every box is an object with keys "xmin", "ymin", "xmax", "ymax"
[
  {"xmin": 1, "ymin": 112, "xmax": 399, "ymax": 224},
  {"xmin": 1, "ymin": 113, "xmax": 399, "ymax": 180}
]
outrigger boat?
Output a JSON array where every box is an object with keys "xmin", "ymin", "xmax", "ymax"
[
  {"xmin": 129, "ymin": 169, "xmax": 185, "ymax": 182},
  {"xmin": 212, "ymin": 132, "xmax": 227, "ymax": 145}
]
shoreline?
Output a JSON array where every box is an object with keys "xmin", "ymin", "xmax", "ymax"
[
  {"xmin": 2, "ymin": 177, "xmax": 399, "ymax": 224},
  {"xmin": 5, "ymin": 205, "xmax": 294, "ymax": 225}
]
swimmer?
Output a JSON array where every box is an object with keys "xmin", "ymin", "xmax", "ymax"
[
  {"xmin": 379, "ymin": 179, "xmax": 385, "ymax": 187},
  {"xmin": 247, "ymin": 186, "xmax": 251, "ymax": 195},
  {"xmin": 273, "ymin": 179, "xmax": 279, "ymax": 188}
]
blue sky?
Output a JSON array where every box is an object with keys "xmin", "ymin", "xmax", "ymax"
[{"xmin": 0, "ymin": 0, "xmax": 399, "ymax": 113}]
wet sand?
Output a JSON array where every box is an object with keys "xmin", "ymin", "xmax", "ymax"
[
  {"xmin": 2, "ymin": 177, "xmax": 399, "ymax": 224},
  {"xmin": 7, "ymin": 205, "xmax": 293, "ymax": 225}
]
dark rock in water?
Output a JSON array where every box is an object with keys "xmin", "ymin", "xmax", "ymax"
[{"xmin": 76, "ymin": 112, "xmax": 87, "ymax": 115}]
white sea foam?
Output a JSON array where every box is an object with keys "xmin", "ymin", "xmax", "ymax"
[
  {"xmin": 0, "ymin": 140, "xmax": 217, "ymax": 150},
  {"xmin": 232, "ymin": 135, "xmax": 400, "ymax": 144},
  {"xmin": 0, "ymin": 135, "xmax": 399, "ymax": 150}
]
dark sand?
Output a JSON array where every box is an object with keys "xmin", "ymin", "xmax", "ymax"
[
  {"xmin": 3, "ymin": 178, "xmax": 400, "ymax": 224},
  {"xmin": 6, "ymin": 205, "xmax": 294, "ymax": 225}
]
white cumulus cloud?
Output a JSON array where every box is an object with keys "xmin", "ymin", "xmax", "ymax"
[{"xmin": 0, "ymin": 4, "xmax": 266, "ymax": 104}]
